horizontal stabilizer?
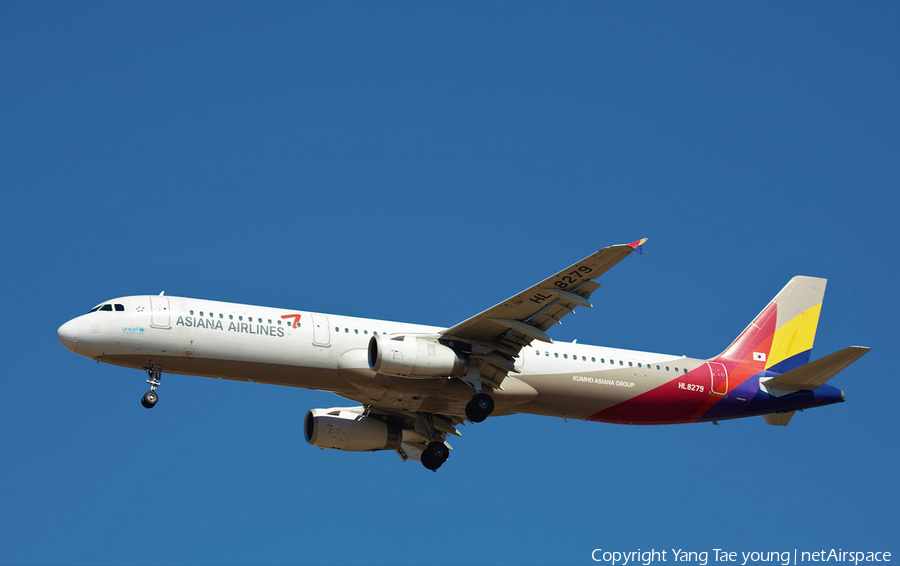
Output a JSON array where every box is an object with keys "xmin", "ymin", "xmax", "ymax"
[
  {"xmin": 763, "ymin": 346, "xmax": 870, "ymax": 391},
  {"xmin": 762, "ymin": 412, "xmax": 795, "ymax": 426}
]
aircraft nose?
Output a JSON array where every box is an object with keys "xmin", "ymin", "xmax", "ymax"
[{"xmin": 57, "ymin": 319, "xmax": 79, "ymax": 352}]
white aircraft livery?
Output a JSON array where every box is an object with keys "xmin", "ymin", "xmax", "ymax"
[{"xmin": 57, "ymin": 239, "xmax": 869, "ymax": 470}]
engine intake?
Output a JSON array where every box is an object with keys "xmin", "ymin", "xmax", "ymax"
[
  {"xmin": 304, "ymin": 407, "xmax": 402, "ymax": 452},
  {"xmin": 368, "ymin": 335, "xmax": 468, "ymax": 378}
]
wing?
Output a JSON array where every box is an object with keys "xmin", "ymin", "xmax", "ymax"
[{"xmin": 441, "ymin": 238, "xmax": 647, "ymax": 388}]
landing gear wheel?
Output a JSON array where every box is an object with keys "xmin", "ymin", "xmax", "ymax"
[
  {"xmin": 142, "ymin": 364, "xmax": 162, "ymax": 409},
  {"xmin": 141, "ymin": 391, "xmax": 158, "ymax": 409},
  {"xmin": 421, "ymin": 441, "xmax": 449, "ymax": 471},
  {"xmin": 465, "ymin": 393, "xmax": 494, "ymax": 423}
]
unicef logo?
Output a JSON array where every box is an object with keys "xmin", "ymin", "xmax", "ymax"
[{"xmin": 139, "ymin": 327, "xmax": 145, "ymax": 333}]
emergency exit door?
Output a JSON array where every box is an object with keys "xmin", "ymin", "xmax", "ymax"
[
  {"xmin": 312, "ymin": 314, "xmax": 330, "ymax": 346},
  {"xmin": 150, "ymin": 296, "xmax": 170, "ymax": 328},
  {"xmin": 708, "ymin": 361, "xmax": 728, "ymax": 396}
]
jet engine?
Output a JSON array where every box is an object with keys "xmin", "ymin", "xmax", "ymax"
[
  {"xmin": 304, "ymin": 407, "xmax": 402, "ymax": 451},
  {"xmin": 367, "ymin": 335, "xmax": 468, "ymax": 378}
]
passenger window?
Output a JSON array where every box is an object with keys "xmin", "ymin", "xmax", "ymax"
[
  {"xmin": 675, "ymin": 367, "xmax": 679, "ymax": 372},
  {"xmin": 554, "ymin": 353, "xmax": 559, "ymax": 358},
  {"xmin": 563, "ymin": 354, "xmax": 568, "ymax": 359},
  {"xmin": 656, "ymin": 365, "xmax": 660, "ymax": 370},
  {"xmin": 582, "ymin": 356, "xmax": 586, "ymax": 361},
  {"xmin": 229, "ymin": 315, "xmax": 233, "ymax": 320},
  {"xmin": 239, "ymin": 316, "xmax": 243, "ymax": 321},
  {"xmin": 209, "ymin": 313, "xmax": 214, "ymax": 318},
  {"xmin": 666, "ymin": 366, "xmax": 670, "ymax": 371},
  {"xmin": 638, "ymin": 363, "xmax": 642, "ymax": 368},
  {"xmin": 345, "ymin": 328, "xmax": 349, "ymax": 333},
  {"xmin": 683, "ymin": 368, "xmax": 688, "ymax": 374},
  {"xmin": 219, "ymin": 314, "xmax": 224, "ymax": 319},
  {"xmin": 545, "ymin": 352, "xmax": 549, "ymax": 357},
  {"xmin": 619, "ymin": 361, "xmax": 624, "ymax": 366},
  {"xmin": 99, "ymin": 304, "xmax": 112, "ymax": 311},
  {"xmin": 364, "ymin": 330, "xmax": 368, "ymax": 335},
  {"xmin": 115, "ymin": 304, "xmax": 124, "ymax": 311},
  {"xmin": 335, "ymin": 327, "xmax": 339, "ymax": 332},
  {"xmin": 591, "ymin": 357, "xmax": 596, "ymax": 362},
  {"xmin": 268, "ymin": 319, "xmax": 272, "ymax": 324},
  {"xmin": 190, "ymin": 310, "xmax": 194, "ymax": 315},
  {"xmin": 200, "ymin": 311, "xmax": 204, "ymax": 316},
  {"xmin": 628, "ymin": 362, "xmax": 633, "ymax": 367},
  {"xmin": 258, "ymin": 318, "xmax": 262, "ymax": 323},
  {"xmin": 354, "ymin": 329, "xmax": 358, "ymax": 334}
]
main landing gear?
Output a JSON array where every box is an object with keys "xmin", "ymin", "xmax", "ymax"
[
  {"xmin": 418, "ymin": 413, "xmax": 451, "ymax": 472},
  {"xmin": 421, "ymin": 441, "xmax": 450, "ymax": 471},
  {"xmin": 419, "ymin": 392, "xmax": 494, "ymax": 471},
  {"xmin": 465, "ymin": 392, "xmax": 494, "ymax": 423},
  {"xmin": 141, "ymin": 364, "xmax": 162, "ymax": 409}
]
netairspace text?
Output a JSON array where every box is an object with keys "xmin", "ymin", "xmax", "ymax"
[{"xmin": 590, "ymin": 549, "xmax": 892, "ymax": 566}]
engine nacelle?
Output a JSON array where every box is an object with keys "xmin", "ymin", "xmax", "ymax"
[
  {"xmin": 367, "ymin": 335, "xmax": 468, "ymax": 378},
  {"xmin": 304, "ymin": 407, "xmax": 402, "ymax": 452}
]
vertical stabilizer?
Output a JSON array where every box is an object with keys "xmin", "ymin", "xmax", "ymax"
[{"xmin": 715, "ymin": 276, "xmax": 826, "ymax": 374}]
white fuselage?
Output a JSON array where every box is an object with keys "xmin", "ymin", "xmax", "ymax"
[{"xmin": 58, "ymin": 295, "xmax": 701, "ymax": 421}]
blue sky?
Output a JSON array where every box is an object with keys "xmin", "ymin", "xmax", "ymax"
[{"xmin": 1, "ymin": 3, "xmax": 898, "ymax": 565}]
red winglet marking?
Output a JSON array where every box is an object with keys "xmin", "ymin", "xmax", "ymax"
[{"xmin": 627, "ymin": 237, "xmax": 649, "ymax": 250}]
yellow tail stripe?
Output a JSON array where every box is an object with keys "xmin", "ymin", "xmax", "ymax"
[{"xmin": 766, "ymin": 303, "xmax": 822, "ymax": 370}]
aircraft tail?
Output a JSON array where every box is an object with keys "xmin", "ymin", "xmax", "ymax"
[
  {"xmin": 710, "ymin": 276, "xmax": 870, "ymax": 427},
  {"xmin": 714, "ymin": 276, "xmax": 826, "ymax": 373}
]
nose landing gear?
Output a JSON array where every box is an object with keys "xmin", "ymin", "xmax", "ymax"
[
  {"xmin": 141, "ymin": 365, "xmax": 162, "ymax": 409},
  {"xmin": 141, "ymin": 390, "xmax": 158, "ymax": 408}
]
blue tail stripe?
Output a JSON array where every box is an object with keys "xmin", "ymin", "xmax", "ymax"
[{"xmin": 768, "ymin": 350, "xmax": 811, "ymax": 374}]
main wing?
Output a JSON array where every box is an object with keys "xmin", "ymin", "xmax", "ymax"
[{"xmin": 441, "ymin": 238, "xmax": 647, "ymax": 388}]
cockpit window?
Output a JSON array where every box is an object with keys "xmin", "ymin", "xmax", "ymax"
[{"xmin": 89, "ymin": 303, "xmax": 126, "ymax": 313}]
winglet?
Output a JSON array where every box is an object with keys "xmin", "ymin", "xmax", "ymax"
[{"xmin": 627, "ymin": 238, "xmax": 649, "ymax": 255}]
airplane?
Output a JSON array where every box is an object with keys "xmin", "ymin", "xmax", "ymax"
[{"xmin": 57, "ymin": 239, "xmax": 869, "ymax": 471}]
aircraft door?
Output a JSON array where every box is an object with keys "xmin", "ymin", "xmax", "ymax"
[
  {"xmin": 312, "ymin": 315, "xmax": 330, "ymax": 346},
  {"xmin": 708, "ymin": 361, "xmax": 728, "ymax": 396},
  {"xmin": 150, "ymin": 296, "xmax": 171, "ymax": 329}
]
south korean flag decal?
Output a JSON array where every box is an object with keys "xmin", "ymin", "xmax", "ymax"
[{"xmin": 753, "ymin": 352, "xmax": 767, "ymax": 362}]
